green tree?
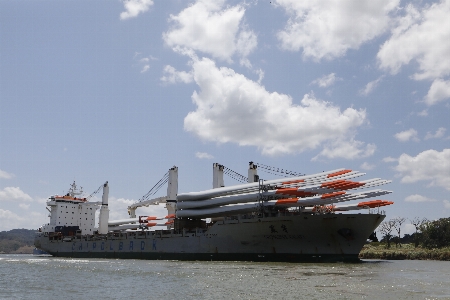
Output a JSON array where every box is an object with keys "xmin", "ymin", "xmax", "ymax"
[{"xmin": 420, "ymin": 218, "xmax": 450, "ymax": 249}]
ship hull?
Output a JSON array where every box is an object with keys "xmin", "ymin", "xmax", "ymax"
[{"xmin": 35, "ymin": 213, "xmax": 384, "ymax": 263}]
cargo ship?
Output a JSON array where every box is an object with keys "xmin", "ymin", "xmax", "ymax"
[{"xmin": 34, "ymin": 162, "xmax": 393, "ymax": 262}]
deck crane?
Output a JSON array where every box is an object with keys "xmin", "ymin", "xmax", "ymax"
[{"xmin": 127, "ymin": 166, "xmax": 178, "ymax": 219}]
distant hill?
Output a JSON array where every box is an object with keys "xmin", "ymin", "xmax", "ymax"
[{"xmin": 0, "ymin": 229, "xmax": 36, "ymax": 254}]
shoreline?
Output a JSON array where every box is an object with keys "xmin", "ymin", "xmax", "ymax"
[
  {"xmin": 359, "ymin": 243, "xmax": 450, "ymax": 261},
  {"xmin": 4, "ymin": 243, "xmax": 450, "ymax": 261}
]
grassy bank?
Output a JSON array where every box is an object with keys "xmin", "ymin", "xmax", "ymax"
[{"xmin": 359, "ymin": 242, "xmax": 450, "ymax": 261}]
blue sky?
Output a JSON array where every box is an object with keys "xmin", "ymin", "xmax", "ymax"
[{"xmin": 1, "ymin": 0, "xmax": 449, "ymax": 234}]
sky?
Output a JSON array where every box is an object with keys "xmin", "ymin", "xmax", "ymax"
[{"xmin": 0, "ymin": 0, "xmax": 449, "ymax": 235}]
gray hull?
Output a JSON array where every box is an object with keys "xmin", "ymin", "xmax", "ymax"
[{"xmin": 35, "ymin": 213, "xmax": 384, "ymax": 262}]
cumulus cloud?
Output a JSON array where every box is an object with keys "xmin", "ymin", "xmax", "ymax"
[
  {"xmin": 184, "ymin": 57, "xmax": 371, "ymax": 158},
  {"xmin": 0, "ymin": 208, "xmax": 48, "ymax": 231},
  {"xmin": 405, "ymin": 194, "xmax": 436, "ymax": 203},
  {"xmin": 378, "ymin": 2, "xmax": 450, "ymax": 105},
  {"xmin": 424, "ymin": 79, "xmax": 450, "ymax": 106},
  {"xmin": 0, "ymin": 187, "xmax": 33, "ymax": 202},
  {"xmin": 276, "ymin": 0, "xmax": 398, "ymax": 60},
  {"xmin": 425, "ymin": 127, "xmax": 446, "ymax": 140},
  {"xmin": 311, "ymin": 73, "xmax": 341, "ymax": 88},
  {"xmin": 313, "ymin": 139, "xmax": 376, "ymax": 161},
  {"xmin": 360, "ymin": 162, "xmax": 375, "ymax": 170},
  {"xmin": 196, "ymin": 152, "xmax": 214, "ymax": 159},
  {"xmin": 163, "ymin": 0, "xmax": 257, "ymax": 62},
  {"xmin": 394, "ymin": 128, "xmax": 419, "ymax": 142},
  {"xmin": 395, "ymin": 148, "xmax": 450, "ymax": 190},
  {"xmin": 359, "ymin": 76, "xmax": 384, "ymax": 96},
  {"xmin": 120, "ymin": 0, "xmax": 154, "ymax": 20},
  {"xmin": 0, "ymin": 169, "xmax": 14, "ymax": 179},
  {"xmin": 161, "ymin": 65, "xmax": 194, "ymax": 84},
  {"xmin": 383, "ymin": 156, "xmax": 397, "ymax": 163},
  {"xmin": 0, "ymin": 209, "xmax": 27, "ymax": 231}
]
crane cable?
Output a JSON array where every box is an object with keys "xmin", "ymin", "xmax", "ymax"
[
  {"xmin": 223, "ymin": 166, "xmax": 248, "ymax": 183},
  {"xmin": 86, "ymin": 184, "xmax": 103, "ymax": 200},
  {"xmin": 254, "ymin": 162, "xmax": 304, "ymax": 177},
  {"xmin": 138, "ymin": 171, "xmax": 169, "ymax": 202}
]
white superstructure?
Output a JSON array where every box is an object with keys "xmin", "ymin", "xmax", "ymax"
[{"xmin": 41, "ymin": 182, "xmax": 100, "ymax": 234}]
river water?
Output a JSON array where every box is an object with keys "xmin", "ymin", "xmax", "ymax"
[{"xmin": 1, "ymin": 255, "xmax": 449, "ymax": 300}]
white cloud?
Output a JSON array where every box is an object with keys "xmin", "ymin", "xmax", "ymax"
[
  {"xmin": 360, "ymin": 162, "xmax": 375, "ymax": 170},
  {"xmin": 140, "ymin": 65, "xmax": 150, "ymax": 73},
  {"xmin": 163, "ymin": 0, "xmax": 257, "ymax": 62},
  {"xmin": 377, "ymin": 2, "xmax": 450, "ymax": 105},
  {"xmin": 0, "ymin": 209, "xmax": 27, "ymax": 231},
  {"xmin": 0, "ymin": 209, "xmax": 45, "ymax": 231},
  {"xmin": 394, "ymin": 128, "xmax": 419, "ymax": 142},
  {"xmin": 405, "ymin": 194, "xmax": 436, "ymax": 203},
  {"xmin": 120, "ymin": 0, "xmax": 154, "ymax": 20},
  {"xmin": 19, "ymin": 203, "xmax": 30, "ymax": 209},
  {"xmin": 195, "ymin": 152, "xmax": 214, "ymax": 159},
  {"xmin": 0, "ymin": 187, "xmax": 33, "ymax": 202},
  {"xmin": 395, "ymin": 148, "xmax": 450, "ymax": 190},
  {"xmin": 240, "ymin": 58, "xmax": 252, "ymax": 69},
  {"xmin": 255, "ymin": 68, "xmax": 264, "ymax": 85},
  {"xmin": 276, "ymin": 0, "xmax": 398, "ymax": 60},
  {"xmin": 359, "ymin": 76, "xmax": 384, "ymax": 96},
  {"xmin": 383, "ymin": 156, "xmax": 398, "ymax": 163},
  {"xmin": 311, "ymin": 73, "xmax": 341, "ymax": 88},
  {"xmin": 0, "ymin": 169, "xmax": 14, "ymax": 179},
  {"xmin": 417, "ymin": 109, "xmax": 428, "ymax": 117},
  {"xmin": 425, "ymin": 127, "xmax": 446, "ymax": 140},
  {"xmin": 161, "ymin": 65, "xmax": 194, "ymax": 84},
  {"xmin": 184, "ymin": 57, "xmax": 371, "ymax": 157},
  {"xmin": 424, "ymin": 79, "xmax": 450, "ymax": 106},
  {"xmin": 134, "ymin": 54, "xmax": 157, "ymax": 73},
  {"xmin": 35, "ymin": 197, "xmax": 49, "ymax": 204},
  {"xmin": 235, "ymin": 27, "xmax": 258, "ymax": 57},
  {"xmin": 313, "ymin": 139, "xmax": 376, "ymax": 161}
]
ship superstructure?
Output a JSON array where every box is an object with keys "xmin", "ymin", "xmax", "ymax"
[
  {"xmin": 35, "ymin": 162, "xmax": 393, "ymax": 262},
  {"xmin": 41, "ymin": 181, "xmax": 99, "ymax": 235}
]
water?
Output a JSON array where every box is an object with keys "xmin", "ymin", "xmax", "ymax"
[{"xmin": 1, "ymin": 255, "xmax": 449, "ymax": 300}]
